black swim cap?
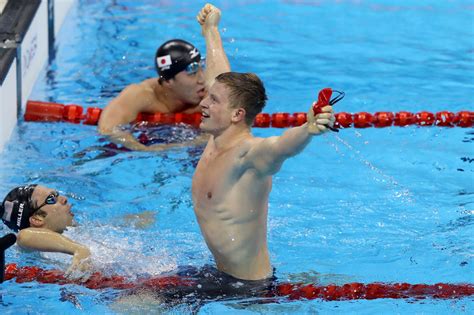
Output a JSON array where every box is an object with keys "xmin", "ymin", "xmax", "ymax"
[
  {"xmin": 0, "ymin": 185, "xmax": 37, "ymax": 232},
  {"xmin": 155, "ymin": 39, "xmax": 201, "ymax": 81}
]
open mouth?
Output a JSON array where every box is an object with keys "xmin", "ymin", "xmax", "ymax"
[
  {"xmin": 197, "ymin": 88, "xmax": 206, "ymax": 97},
  {"xmin": 201, "ymin": 112, "xmax": 210, "ymax": 119}
]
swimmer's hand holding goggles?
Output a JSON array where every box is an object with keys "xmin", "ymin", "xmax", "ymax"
[{"xmin": 312, "ymin": 88, "xmax": 345, "ymax": 132}]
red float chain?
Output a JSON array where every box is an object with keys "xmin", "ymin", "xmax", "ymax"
[
  {"xmin": 24, "ymin": 100, "xmax": 474, "ymax": 128},
  {"xmin": 4, "ymin": 263, "xmax": 474, "ymax": 300}
]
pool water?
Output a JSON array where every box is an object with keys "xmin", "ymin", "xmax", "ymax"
[{"xmin": 1, "ymin": 0, "xmax": 473, "ymax": 313}]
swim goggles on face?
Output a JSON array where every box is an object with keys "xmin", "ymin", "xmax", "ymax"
[
  {"xmin": 185, "ymin": 58, "xmax": 206, "ymax": 75},
  {"xmin": 35, "ymin": 191, "xmax": 59, "ymax": 210}
]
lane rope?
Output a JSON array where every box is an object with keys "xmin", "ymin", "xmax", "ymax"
[
  {"xmin": 4, "ymin": 263, "xmax": 474, "ymax": 301},
  {"xmin": 24, "ymin": 100, "xmax": 474, "ymax": 128}
]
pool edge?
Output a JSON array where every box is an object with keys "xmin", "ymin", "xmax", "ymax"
[{"xmin": 0, "ymin": 0, "xmax": 76, "ymax": 152}]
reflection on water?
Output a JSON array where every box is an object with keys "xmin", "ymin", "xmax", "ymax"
[{"xmin": 73, "ymin": 123, "xmax": 204, "ymax": 165}]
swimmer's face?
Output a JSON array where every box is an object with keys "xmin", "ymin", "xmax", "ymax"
[
  {"xmin": 30, "ymin": 185, "xmax": 74, "ymax": 233},
  {"xmin": 168, "ymin": 66, "xmax": 206, "ymax": 105},
  {"xmin": 199, "ymin": 81, "xmax": 235, "ymax": 135}
]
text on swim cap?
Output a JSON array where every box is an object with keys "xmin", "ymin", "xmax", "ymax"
[{"xmin": 17, "ymin": 203, "xmax": 24, "ymax": 227}]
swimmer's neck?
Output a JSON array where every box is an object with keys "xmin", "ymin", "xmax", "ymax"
[
  {"xmin": 152, "ymin": 81, "xmax": 191, "ymax": 113},
  {"xmin": 211, "ymin": 124, "xmax": 252, "ymax": 152}
]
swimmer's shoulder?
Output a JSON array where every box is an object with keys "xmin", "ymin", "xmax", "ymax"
[
  {"xmin": 116, "ymin": 79, "xmax": 162, "ymax": 111},
  {"xmin": 236, "ymin": 136, "xmax": 265, "ymax": 159},
  {"xmin": 16, "ymin": 228, "xmax": 42, "ymax": 250},
  {"xmin": 111, "ymin": 81, "xmax": 151, "ymax": 106},
  {"xmin": 141, "ymin": 78, "xmax": 160, "ymax": 90},
  {"xmin": 118, "ymin": 79, "xmax": 158, "ymax": 98},
  {"xmin": 129, "ymin": 79, "xmax": 158, "ymax": 97}
]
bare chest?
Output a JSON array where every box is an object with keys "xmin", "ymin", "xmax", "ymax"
[{"xmin": 192, "ymin": 150, "xmax": 240, "ymax": 206}]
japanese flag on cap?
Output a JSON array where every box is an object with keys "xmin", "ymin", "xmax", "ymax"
[{"xmin": 157, "ymin": 55, "xmax": 172, "ymax": 70}]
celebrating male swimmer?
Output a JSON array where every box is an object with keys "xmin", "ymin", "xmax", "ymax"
[
  {"xmin": 0, "ymin": 185, "xmax": 90, "ymax": 276},
  {"xmin": 192, "ymin": 72, "xmax": 335, "ymax": 280},
  {"xmin": 98, "ymin": 3, "xmax": 230, "ymax": 151}
]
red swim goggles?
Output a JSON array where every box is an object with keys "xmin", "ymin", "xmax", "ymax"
[{"xmin": 312, "ymin": 87, "xmax": 345, "ymax": 132}]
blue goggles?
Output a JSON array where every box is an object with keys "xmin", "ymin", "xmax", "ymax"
[
  {"xmin": 185, "ymin": 58, "xmax": 206, "ymax": 75},
  {"xmin": 35, "ymin": 191, "xmax": 59, "ymax": 211}
]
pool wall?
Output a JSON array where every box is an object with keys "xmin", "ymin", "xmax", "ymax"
[{"xmin": 0, "ymin": 0, "xmax": 75, "ymax": 152}]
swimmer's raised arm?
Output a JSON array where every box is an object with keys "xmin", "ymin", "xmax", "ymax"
[
  {"xmin": 197, "ymin": 3, "xmax": 230, "ymax": 87},
  {"xmin": 244, "ymin": 104, "xmax": 335, "ymax": 176},
  {"xmin": 17, "ymin": 228, "xmax": 91, "ymax": 273}
]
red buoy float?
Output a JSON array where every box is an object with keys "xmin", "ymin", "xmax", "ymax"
[
  {"xmin": 373, "ymin": 112, "xmax": 394, "ymax": 128},
  {"xmin": 24, "ymin": 101, "xmax": 65, "ymax": 122},
  {"xmin": 254, "ymin": 113, "xmax": 271, "ymax": 127},
  {"xmin": 394, "ymin": 111, "xmax": 416, "ymax": 126},
  {"xmin": 353, "ymin": 112, "xmax": 373, "ymax": 128},
  {"xmin": 292, "ymin": 112, "xmax": 307, "ymax": 127},
  {"xmin": 454, "ymin": 111, "xmax": 474, "ymax": 127},
  {"xmin": 83, "ymin": 107, "xmax": 102, "ymax": 125},
  {"xmin": 335, "ymin": 112, "xmax": 353, "ymax": 128},
  {"xmin": 62, "ymin": 105, "xmax": 83, "ymax": 123},
  {"xmin": 271, "ymin": 113, "xmax": 291, "ymax": 128},
  {"xmin": 435, "ymin": 111, "xmax": 456, "ymax": 127},
  {"xmin": 416, "ymin": 111, "xmax": 435, "ymax": 126}
]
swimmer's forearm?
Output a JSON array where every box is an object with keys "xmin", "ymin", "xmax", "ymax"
[
  {"xmin": 17, "ymin": 228, "xmax": 89, "ymax": 257},
  {"xmin": 203, "ymin": 26, "xmax": 230, "ymax": 85},
  {"xmin": 107, "ymin": 131, "xmax": 151, "ymax": 151},
  {"xmin": 146, "ymin": 133, "xmax": 209, "ymax": 151},
  {"xmin": 273, "ymin": 123, "xmax": 312, "ymax": 158}
]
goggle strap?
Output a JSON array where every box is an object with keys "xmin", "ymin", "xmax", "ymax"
[{"xmin": 329, "ymin": 90, "xmax": 345, "ymax": 105}]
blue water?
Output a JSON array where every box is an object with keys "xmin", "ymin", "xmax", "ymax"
[{"xmin": 1, "ymin": 0, "xmax": 473, "ymax": 313}]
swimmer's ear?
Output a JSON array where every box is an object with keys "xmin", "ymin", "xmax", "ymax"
[
  {"xmin": 231, "ymin": 108, "xmax": 246, "ymax": 123},
  {"xmin": 29, "ymin": 213, "xmax": 46, "ymax": 228}
]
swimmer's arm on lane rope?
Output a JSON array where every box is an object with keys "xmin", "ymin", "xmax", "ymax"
[
  {"xmin": 17, "ymin": 228, "xmax": 91, "ymax": 274},
  {"xmin": 98, "ymin": 84, "xmax": 147, "ymax": 135},
  {"xmin": 107, "ymin": 129, "xmax": 157, "ymax": 151},
  {"xmin": 99, "ymin": 84, "xmax": 162, "ymax": 151},
  {"xmin": 107, "ymin": 129, "xmax": 209, "ymax": 152},
  {"xmin": 197, "ymin": 4, "xmax": 231, "ymax": 87},
  {"xmin": 244, "ymin": 104, "xmax": 335, "ymax": 176},
  {"xmin": 143, "ymin": 133, "xmax": 210, "ymax": 151}
]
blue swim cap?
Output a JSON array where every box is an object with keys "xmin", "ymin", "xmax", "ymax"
[{"xmin": 155, "ymin": 39, "xmax": 201, "ymax": 80}]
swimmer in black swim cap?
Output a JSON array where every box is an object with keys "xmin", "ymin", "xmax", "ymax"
[
  {"xmin": 155, "ymin": 39, "xmax": 205, "ymax": 82},
  {"xmin": 0, "ymin": 185, "xmax": 91, "ymax": 277},
  {"xmin": 0, "ymin": 184, "xmax": 37, "ymax": 231},
  {"xmin": 98, "ymin": 4, "xmax": 230, "ymax": 151}
]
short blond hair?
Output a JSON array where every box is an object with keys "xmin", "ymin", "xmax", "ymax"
[{"xmin": 215, "ymin": 72, "xmax": 267, "ymax": 125}]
